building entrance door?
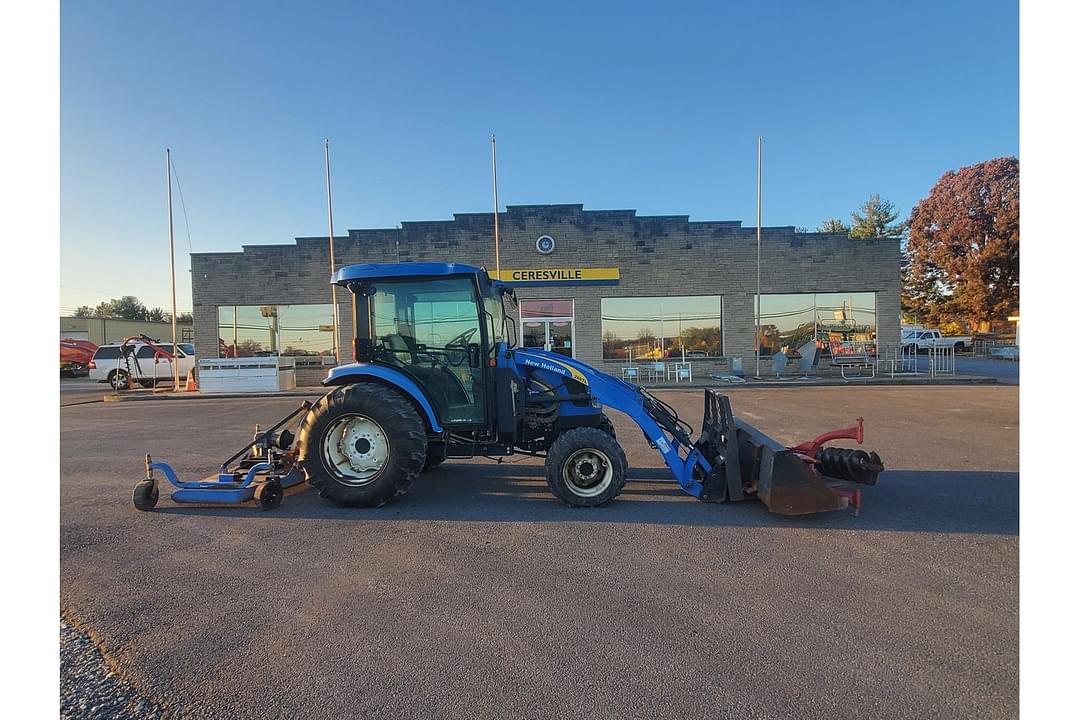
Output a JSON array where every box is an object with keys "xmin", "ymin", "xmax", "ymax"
[
  {"xmin": 519, "ymin": 299, "xmax": 575, "ymax": 358},
  {"xmin": 521, "ymin": 319, "xmax": 574, "ymax": 357}
]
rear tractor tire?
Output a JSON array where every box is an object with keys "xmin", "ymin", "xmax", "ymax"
[
  {"xmin": 297, "ymin": 384, "xmax": 427, "ymax": 507},
  {"xmin": 423, "ymin": 450, "xmax": 447, "ymax": 471},
  {"xmin": 545, "ymin": 427, "xmax": 627, "ymax": 507}
]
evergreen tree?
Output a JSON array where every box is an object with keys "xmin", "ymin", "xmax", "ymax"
[{"xmin": 850, "ymin": 194, "xmax": 904, "ymax": 238}]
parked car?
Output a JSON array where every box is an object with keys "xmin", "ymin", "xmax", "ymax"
[
  {"xmin": 88, "ymin": 340, "xmax": 196, "ymax": 389},
  {"xmin": 900, "ymin": 327, "xmax": 972, "ymax": 352}
]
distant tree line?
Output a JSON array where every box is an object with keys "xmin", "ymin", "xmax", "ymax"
[
  {"xmin": 814, "ymin": 156, "xmax": 1019, "ymax": 331},
  {"xmin": 73, "ymin": 296, "xmax": 193, "ymax": 324}
]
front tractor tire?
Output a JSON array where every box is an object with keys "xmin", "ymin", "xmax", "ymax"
[
  {"xmin": 545, "ymin": 427, "xmax": 628, "ymax": 507},
  {"xmin": 297, "ymin": 383, "xmax": 427, "ymax": 507}
]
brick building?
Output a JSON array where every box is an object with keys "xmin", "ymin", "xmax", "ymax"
[{"xmin": 191, "ymin": 204, "xmax": 899, "ymax": 384}]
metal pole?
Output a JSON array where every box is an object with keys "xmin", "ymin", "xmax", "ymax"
[
  {"xmin": 755, "ymin": 136, "xmax": 762, "ymax": 378},
  {"xmin": 325, "ymin": 139, "xmax": 340, "ymax": 363},
  {"xmin": 167, "ymin": 149, "xmax": 180, "ymax": 391},
  {"xmin": 491, "ymin": 134, "xmax": 501, "ymax": 279}
]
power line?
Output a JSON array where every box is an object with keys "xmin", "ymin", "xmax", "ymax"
[{"xmin": 169, "ymin": 157, "xmax": 194, "ymax": 254}]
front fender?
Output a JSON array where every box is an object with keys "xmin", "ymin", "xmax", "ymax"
[{"xmin": 323, "ymin": 363, "xmax": 443, "ymax": 433}]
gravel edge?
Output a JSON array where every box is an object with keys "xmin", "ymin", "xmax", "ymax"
[{"xmin": 60, "ymin": 617, "xmax": 165, "ymax": 720}]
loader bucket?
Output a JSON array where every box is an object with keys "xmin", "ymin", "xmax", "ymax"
[
  {"xmin": 699, "ymin": 390, "xmax": 849, "ymax": 515},
  {"xmin": 733, "ymin": 420, "xmax": 848, "ymax": 515}
]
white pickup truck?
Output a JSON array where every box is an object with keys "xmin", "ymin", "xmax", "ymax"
[{"xmin": 901, "ymin": 327, "xmax": 972, "ymax": 352}]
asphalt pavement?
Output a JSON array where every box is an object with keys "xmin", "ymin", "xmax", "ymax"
[
  {"xmin": 60, "ymin": 386, "xmax": 1018, "ymax": 719},
  {"xmin": 60, "ymin": 377, "xmax": 111, "ymax": 406}
]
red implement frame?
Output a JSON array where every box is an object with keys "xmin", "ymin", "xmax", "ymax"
[
  {"xmin": 116, "ymin": 335, "xmax": 177, "ymax": 389},
  {"xmin": 119, "ymin": 334, "xmax": 176, "ymax": 363},
  {"xmin": 788, "ymin": 417, "xmax": 867, "ymax": 516},
  {"xmin": 790, "ymin": 417, "xmax": 864, "ymax": 457}
]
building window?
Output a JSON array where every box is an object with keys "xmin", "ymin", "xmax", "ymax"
[
  {"xmin": 601, "ymin": 296, "xmax": 723, "ymax": 360},
  {"xmin": 755, "ymin": 292, "xmax": 877, "ymax": 356},
  {"xmin": 218, "ymin": 304, "xmax": 336, "ymax": 361}
]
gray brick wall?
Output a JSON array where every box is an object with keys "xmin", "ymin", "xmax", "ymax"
[{"xmin": 192, "ymin": 204, "xmax": 900, "ymax": 371}]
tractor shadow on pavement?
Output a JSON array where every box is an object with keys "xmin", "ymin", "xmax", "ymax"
[{"xmin": 154, "ymin": 463, "xmax": 1018, "ymax": 536}]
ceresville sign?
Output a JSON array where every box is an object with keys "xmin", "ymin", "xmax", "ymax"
[{"xmin": 490, "ymin": 267, "xmax": 620, "ymax": 285}]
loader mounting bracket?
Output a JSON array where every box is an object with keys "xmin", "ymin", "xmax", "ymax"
[{"xmin": 699, "ymin": 391, "xmax": 747, "ymax": 503}]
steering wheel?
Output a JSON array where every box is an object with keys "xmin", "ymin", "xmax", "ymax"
[{"xmin": 443, "ymin": 328, "xmax": 477, "ymax": 367}]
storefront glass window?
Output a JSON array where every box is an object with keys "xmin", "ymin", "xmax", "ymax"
[
  {"xmin": 755, "ymin": 293, "xmax": 877, "ymax": 356},
  {"xmin": 601, "ymin": 296, "xmax": 723, "ymax": 360},
  {"xmin": 218, "ymin": 304, "xmax": 336, "ymax": 361},
  {"xmin": 755, "ymin": 294, "xmax": 816, "ymax": 357}
]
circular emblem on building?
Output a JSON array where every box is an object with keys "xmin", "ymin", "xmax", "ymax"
[{"xmin": 536, "ymin": 235, "xmax": 556, "ymax": 254}]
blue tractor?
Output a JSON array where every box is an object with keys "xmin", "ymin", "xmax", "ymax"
[{"xmin": 133, "ymin": 262, "xmax": 883, "ymax": 514}]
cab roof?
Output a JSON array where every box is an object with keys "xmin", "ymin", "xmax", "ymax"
[{"xmin": 332, "ymin": 262, "xmax": 487, "ymax": 285}]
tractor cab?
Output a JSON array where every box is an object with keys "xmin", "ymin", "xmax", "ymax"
[{"xmin": 333, "ymin": 263, "xmax": 513, "ymax": 429}]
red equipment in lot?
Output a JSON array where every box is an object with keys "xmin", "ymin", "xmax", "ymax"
[{"xmin": 60, "ymin": 338, "xmax": 97, "ymax": 374}]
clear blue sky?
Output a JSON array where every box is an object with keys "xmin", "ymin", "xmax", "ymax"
[{"xmin": 60, "ymin": 0, "xmax": 1018, "ymax": 314}]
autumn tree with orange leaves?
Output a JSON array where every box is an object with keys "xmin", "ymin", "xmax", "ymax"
[{"xmin": 904, "ymin": 157, "xmax": 1019, "ymax": 329}]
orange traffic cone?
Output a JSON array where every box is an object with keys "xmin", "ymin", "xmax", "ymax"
[{"xmin": 185, "ymin": 370, "xmax": 197, "ymax": 392}]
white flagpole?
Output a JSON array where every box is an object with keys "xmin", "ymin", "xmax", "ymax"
[
  {"xmin": 166, "ymin": 149, "xmax": 180, "ymax": 392},
  {"xmin": 755, "ymin": 136, "xmax": 763, "ymax": 378},
  {"xmin": 325, "ymin": 139, "xmax": 340, "ymax": 363},
  {"xmin": 491, "ymin": 134, "xmax": 501, "ymax": 279}
]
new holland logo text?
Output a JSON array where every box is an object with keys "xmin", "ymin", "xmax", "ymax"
[{"xmin": 522, "ymin": 357, "xmax": 569, "ymax": 376}]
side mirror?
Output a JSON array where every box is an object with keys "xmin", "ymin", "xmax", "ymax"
[{"xmin": 467, "ymin": 343, "xmax": 482, "ymax": 368}]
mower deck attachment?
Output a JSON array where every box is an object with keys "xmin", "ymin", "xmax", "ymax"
[{"xmin": 132, "ymin": 402, "xmax": 312, "ymax": 511}]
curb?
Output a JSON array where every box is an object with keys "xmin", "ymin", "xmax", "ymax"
[
  {"xmin": 642, "ymin": 375, "xmax": 999, "ymax": 390},
  {"xmin": 99, "ymin": 375, "xmax": 999, "ymax": 402},
  {"xmin": 102, "ymin": 389, "xmax": 328, "ymax": 402}
]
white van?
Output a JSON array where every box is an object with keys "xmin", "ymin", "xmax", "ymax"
[{"xmin": 88, "ymin": 341, "xmax": 197, "ymax": 389}]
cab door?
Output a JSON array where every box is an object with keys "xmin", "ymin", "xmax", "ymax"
[{"xmin": 368, "ymin": 277, "xmax": 488, "ymax": 427}]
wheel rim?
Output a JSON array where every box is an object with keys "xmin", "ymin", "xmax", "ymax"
[
  {"xmin": 114, "ymin": 372, "xmax": 127, "ymax": 389},
  {"xmin": 321, "ymin": 414, "xmax": 390, "ymax": 486},
  {"xmin": 562, "ymin": 448, "xmax": 614, "ymax": 498}
]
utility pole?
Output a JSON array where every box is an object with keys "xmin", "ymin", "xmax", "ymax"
[
  {"xmin": 325, "ymin": 139, "xmax": 340, "ymax": 363},
  {"xmin": 166, "ymin": 149, "xmax": 180, "ymax": 392},
  {"xmin": 491, "ymin": 134, "xmax": 501, "ymax": 280},
  {"xmin": 755, "ymin": 136, "xmax": 763, "ymax": 378}
]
